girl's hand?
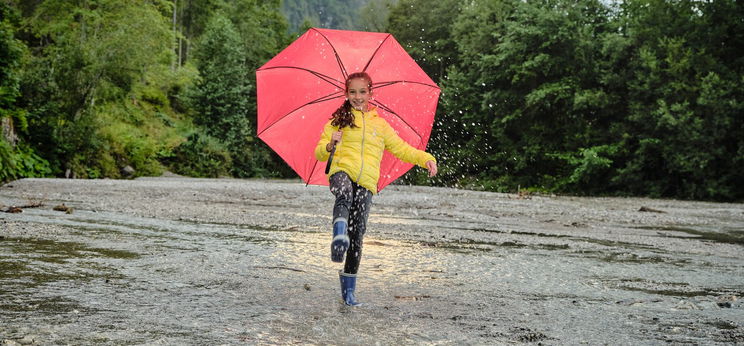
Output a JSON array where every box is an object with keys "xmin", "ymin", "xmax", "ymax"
[
  {"xmin": 327, "ymin": 131, "xmax": 343, "ymax": 152},
  {"xmin": 426, "ymin": 160, "xmax": 438, "ymax": 177}
]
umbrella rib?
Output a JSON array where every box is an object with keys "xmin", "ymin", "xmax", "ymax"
[
  {"xmin": 369, "ymin": 79, "xmax": 440, "ymax": 142},
  {"xmin": 373, "ymin": 80, "xmax": 440, "ymax": 90},
  {"xmin": 371, "ymin": 98, "xmax": 423, "ymax": 142},
  {"xmin": 258, "ymin": 65, "xmax": 343, "ymax": 89},
  {"xmin": 306, "ymin": 159, "xmax": 320, "ymax": 187},
  {"xmin": 257, "ymin": 91, "xmax": 345, "ymax": 137},
  {"xmin": 312, "ymin": 28, "xmax": 349, "ymax": 81},
  {"xmin": 312, "ymin": 92, "xmax": 345, "ymax": 104},
  {"xmin": 363, "ymin": 34, "xmax": 392, "ymax": 72}
]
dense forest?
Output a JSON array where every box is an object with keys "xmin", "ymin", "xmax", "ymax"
[{"xmin": 0, "ymin": 0, "xmax": 742, "ymax": 201}]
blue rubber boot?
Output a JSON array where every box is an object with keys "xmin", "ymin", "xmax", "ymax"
[
  {"xmin": 339, "ymin": 271, "xmax": 362, "ymax": 306},
  {"xmin": 331, "ymin": 219, "xmax": 349, "ymax": 263}
]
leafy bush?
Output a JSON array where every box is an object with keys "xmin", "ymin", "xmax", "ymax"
[
  {"xmin": 167, "ymin": 132, "xmax": 231, "ymax": 178},
  {"xmin": 0, "ymin": 139, "xmax": 14, "ymax": 181},
  {"xmin": 0, "ymin": 139, "xmax": 51, "ymax": 182}
]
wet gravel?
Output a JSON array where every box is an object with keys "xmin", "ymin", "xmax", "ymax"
[{"xmin": 1, "ymin": 177, "xmax": 743, "ymax": 345}]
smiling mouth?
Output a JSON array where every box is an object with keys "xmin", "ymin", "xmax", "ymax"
[{"xmin": 351, "ymin": 101, "xmax": 365, "ymax": 110}]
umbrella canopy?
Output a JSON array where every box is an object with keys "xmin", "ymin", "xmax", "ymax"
[{"xmin": 256, "ymin": 28, "xmax": 440, "ymax": 192}]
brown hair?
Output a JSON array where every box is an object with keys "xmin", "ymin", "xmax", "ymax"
[{"xmin": 330, "ymin": 72, "xmax": 373, "ymax": 129}]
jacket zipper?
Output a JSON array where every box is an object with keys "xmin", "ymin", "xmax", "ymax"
[{"xmin": 357, "ymin": 111, "xmax": 366, "ymax": 183}]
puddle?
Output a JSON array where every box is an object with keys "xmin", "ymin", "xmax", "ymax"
[
  {"xmin": 0, "ymin": 237, "xmax": 137, "ymax": 282},
  {"xmin": 417, "ymin": 238, "xmax": 570, "ymax": 253},
  {"xmin": 635, "ymin": 225, "xmax": 744, "ymax": 246},
  {"xmin": 707, "ymin": 320, "xmax": 739, "ymax": 330},
  {"xmin": 575, "ymin": 237, "xmax": 659, "ymax": 250},
  {"xmin": 443, "ymin": 226, "xmax": 572, "ymax": 239},
  {"xmin": 599, "ymin": 252, "xmax": 691, "ymax": 266},
  {"xmin": 617, "ymin": 286, "xmax": 712, "ymax": 297},
  {"xmin": 601, "ymin": 277, "xmax": 743, "ymax": 299}
]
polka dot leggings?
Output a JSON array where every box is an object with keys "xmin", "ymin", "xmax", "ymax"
[{"xmin": 329, "ymin": 172, "xmax": 372, "ymax": 274}]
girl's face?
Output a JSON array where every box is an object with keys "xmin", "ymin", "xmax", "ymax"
[{"xmin": 346, "ymin": 78, "xmax": 372, "ymax": 111}]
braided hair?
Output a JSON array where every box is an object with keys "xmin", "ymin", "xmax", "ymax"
[{"xmin": 330, "ymin": 72, "xmax": 373, "ymax": 129}]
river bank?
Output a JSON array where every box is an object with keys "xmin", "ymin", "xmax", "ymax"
[{"xmin": 1, "ymin": 177, "xmax": 743, "ymax": 344}]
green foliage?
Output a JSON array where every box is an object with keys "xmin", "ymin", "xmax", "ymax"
[
  {"xmin": 550, "ymin": 144, "xmax": 618, "ymax": 193},
  {"xmin": 174, "ymin": 0, "xmax": 290, "ymax": 67},
  {"xmin": 3, "ymin": 0, "xmax": 291, "ymax": 183},
  {"xmin": 1, "ymin": 0, "xmax": 741, "ymax": 201},
  {"xmin": 228, "ymin": 0, "xmax": 289, "ymax": 63},
  {"xmin": 390, "ymin": 0, "xmax": 743, "ymax": 201},
  {"xmin": 0, "ymin": 3, "xmax": 24, "ymax": 118},
  {"xmin": 176, "ymin": 0, "xmax": 223, "ymax": 42},
  {"xmin": 0, "ymin": 140, "xmax": 51, "ymax": 181},
  {"xmin": 190, "ymin": 15, "xmax": 249, "ymax": 137},
  {"xmin": 388, "ymin": 0, "xmax": 468, "ymax": 188},
  {"xmin": 186, "ymin": 5, "xmax": 289, "ymax": 178},
  {"xmin": 0, "ymin": 139, "xmax": 12, "ymax": 181},
  {"xmin": 168, "ymin": 132, "xmax": 231, "ymax": 178},
  {"xmin": 188, "ymin": 14, "xmax": 256, "ymax": 177},
  {"xmin": 387, "ymin": 0, "xmax": 460, "ymax": 82},
  {"xmin": 15, "ymin": 0, "xmax": 177, "ymax": 178},
  {"xmin": 610, "ymin": 0, "xmax": 744, "ymax": 200},
  {"xmin": 282, "ymin": 0, "xmax": 367, "ymax": 33},
  {"xmin": 0, "ymin": 2, "xmax": 49, "ymax": 182},
  {"xmin": 359, "ymin": 0, "xmax": 396, "ymax": 32}
]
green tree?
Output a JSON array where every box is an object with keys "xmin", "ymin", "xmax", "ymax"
[
  {"xmin": 8, "ymin": 0, "xmax": 293, "ymax": 181},
  {"xmin": 182, "ymin": 1, "xmax": 291, "ymax": 179},
  {"xmin": 442, "ymin": 0, "xmax": 625, "ymax": 193},
  {"xmin": 387, "ymin": 0, "xmax": 461, "ymax": 82},
  {"xmin": 359, "ymin": 0, "xmax": 396, "ymax": 32},
  {"xmin": 18, "ymin": 0, "xmax": 181, "ymax": 177},
  {"xmin": 190, "ymin": 15, "xmax": 249, "ymax": 139},
  {"xmin": 187, "ymin": 11, "xmax": 289, "ymax": 178},
  {"xmin": 225, "ymin": 0, "xmax": 292, "ymax": 177},
  {"xmin": 436, "ymin": 0, "xmax": 743, "ymax": 200},
  {"xmin": 0, "ymin": 2, "xmax": 50, "ymax": 181},
  {"xmin": 611, "ymin": 0, "xmax": 744, "ymax": 200},
  {"xmin": 0, "ymin": 2, "xmax": 25, "ymax": 133},
  {"xmin": 385, "ymin": 0, "xmax": 464, "ymax": 187},
  {"xmin": 282, "ymin": 0, "xmax": 367, "ymax": 33},
  {"xmin": 188, "ymin": 14, "xmax": 249, "ymax": 175},
  {"xmin": 223, "ymin": 0, "xmax": 289, "ymax": 126}
]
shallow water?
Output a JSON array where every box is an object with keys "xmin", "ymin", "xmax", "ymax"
[{"xmin": 1, "ymin": 177, "xmax": 743, "ymax": 344}]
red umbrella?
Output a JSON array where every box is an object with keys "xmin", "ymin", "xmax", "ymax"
[{"xmin": 256, "ymin": 28, "xmax": 440, "ymax": 192}]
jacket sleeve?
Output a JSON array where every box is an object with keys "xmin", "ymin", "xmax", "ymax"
[
  {"xmin": 381, "ymin": 120, "xmax": 436, "ymax": 168},
  {"xmin": 314, "ymin": 122, "xmax": 335, "ymax": 162}
]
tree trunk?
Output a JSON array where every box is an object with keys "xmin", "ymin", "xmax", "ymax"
[
  {"xmin": 172, "ymin": 0, "xmax": 178, "ymax": 71},
  {"xmin": 1, "ymin": 118, "xmax": 18, "ymax": 147}
]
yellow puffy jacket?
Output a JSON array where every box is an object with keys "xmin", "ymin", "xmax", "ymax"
[{"xmin": 315, "ymin": 107, "xmax": 436, "ymax": 194}]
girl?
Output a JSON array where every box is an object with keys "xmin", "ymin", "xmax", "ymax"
[{"xmin": 314, "ymin": 72, "xmax": 438, "ymax": 306}]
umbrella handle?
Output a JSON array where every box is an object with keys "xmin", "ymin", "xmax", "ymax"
[{"xmin": 324, "ymin": 143, "xmax": 337, "ymax": 175}]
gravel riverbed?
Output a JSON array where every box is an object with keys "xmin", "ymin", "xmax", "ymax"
[{"xmin": 1, "ymin": 177, "xmax": 743, "ymax": 345}]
